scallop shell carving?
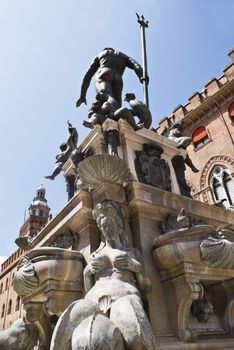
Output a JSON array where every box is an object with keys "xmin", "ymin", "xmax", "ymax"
[
  {"xmin": 13, "ymin": 256, "xmax": 39, "ymax": 296},
  {"xmin": 78, "ymin": 154, "xmax": 135, "ymax": 189}
]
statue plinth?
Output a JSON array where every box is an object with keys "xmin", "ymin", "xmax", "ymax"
[
  {"xmin": 10, "ymin": 124, "xmax": 234, "ymax": 350},
  {"xmin": 153, "ymin": 224, "xmax": 234, "ymax": 342}
]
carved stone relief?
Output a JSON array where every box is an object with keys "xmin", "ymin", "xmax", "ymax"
[
  {"xmin": 200, "ymin": 229, "xmax": 234, "ymax": 268},
  {"xmin": 65, "ymin": 174, "xmax": 76, "ymax": 201},
  {"xmin": 67, "ymin": 147, "xmax": 93, "ymax": 199},
  {"xmin": 191, "ymin": 295, "xmax": 214, "ymax": 323},
  {"xmin": 104, "ymin": 129, "xmax": 120, "ymax": 156},
  {"xmin": 187, "ymin": 181, "xmax": 199, "ymax": 200},
  {"xmin": 78, "ymin": 154, "xmax": 135, "ymax": 190},
  {"xmin": 50, "ymin": 230, "xmax": 79, "ymax": 250},
  {"xmin": 159, "ymin": 208, "xmax": 203, "ymax": 234},
  {"xmin": 135, "ymin": 142, "xmax": 171, "ymax": 191},
  {"xmin": 0, "ymin": 318, "xmax": 39, "ymax": 350},
  {"xmin": 153, "ymin": 218, "xmax": 234, "ymax": 341},
  {"xmin": 13, "ymin": 256, "xmax": 39, "ymax": 297}
]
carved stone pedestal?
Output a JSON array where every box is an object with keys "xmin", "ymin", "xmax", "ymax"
[
  {"xmin": 8, "ymin": 124, "xmax": 234, "ymax": 350},
  {"xmin": 153, "ymin": 225, "xmax": 234, "ymax": 343},
  {"xmin": 24, "ymin": 301, "xmax": 52, "ymax": 350},
  {"xmin": 210, "ymin": 279, "xmax": 234, "ymax": 336},
  {"xmin": 163, "ymin": 276, "xmax": 203, "ymax": 341},
  {"xmin": 13, "ymin": 247, "xmax": 84, "ymax": 349}
]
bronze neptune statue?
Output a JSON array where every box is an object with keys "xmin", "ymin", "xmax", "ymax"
[{"xmin": 76, "ymin": 48, "xmax": 143, "ymax": 108}]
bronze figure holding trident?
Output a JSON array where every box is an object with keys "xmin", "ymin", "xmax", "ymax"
[{"xmin": 76, "ymin": 48, "xmax": 144, "ymax": 108}]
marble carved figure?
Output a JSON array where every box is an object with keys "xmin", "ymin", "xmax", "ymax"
[
  {"xmin": 200, "ymin": 229, "xmax": 234, "ymax": 268},
  {"xmin": 51, "ymin": 200, "xmax": 156, "ymax": 350},
  {"xmin": 0, "ymin": 318, "xmax": 38, "ymax": 350}
]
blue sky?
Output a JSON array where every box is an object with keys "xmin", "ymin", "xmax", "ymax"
[{"xmin": 0, "ymin": 0, "xmax": 233, "ymax": 258}]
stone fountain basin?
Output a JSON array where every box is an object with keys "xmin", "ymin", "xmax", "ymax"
[
  {"xmin": 152, "ymin": 225, "xmax": 215, "ymax": 270},
  {"xmin": 27, "ymin": 247, "xmax": 83, "ymax": 284},
  {"xmin": 14, "ymin": 247, "xmax": 84, "ymax": 299}
]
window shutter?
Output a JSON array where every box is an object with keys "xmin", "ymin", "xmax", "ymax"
[
  {"xmin": 228, "ymin": 101, "xmax": 234, "ymax": 117},
  {"xmin": 192, "ymin": 126, "xmax": 208, "ymax": 143}
]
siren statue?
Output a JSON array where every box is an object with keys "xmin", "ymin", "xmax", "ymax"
[{"xmin": 51, "ymin": 200, "xmax": 156, "ymax": 350}]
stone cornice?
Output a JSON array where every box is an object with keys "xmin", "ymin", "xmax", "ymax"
[
  {"xmin": 157, "ymin": 51, "xmax": 234, "ymax": 131},
  {"xmin": 127, "ymin": 182, "xmax": 234, "ymax": 228},
  {"xmin": 181, "ymin": 78, "xmax": 234, "ymax": 129}
]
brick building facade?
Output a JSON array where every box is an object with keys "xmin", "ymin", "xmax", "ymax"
[
  {"xmin": 0, "ymin": 185, "xmax": 51, "ymax": 330},
  {"xmin": 157, "ymin": 48, "xmax": 234, "ymax": 207}
]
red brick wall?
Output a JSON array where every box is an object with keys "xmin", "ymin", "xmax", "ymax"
[{"xmin": 185, "ymin": 99, "xmax": 234, "ymax": 203}]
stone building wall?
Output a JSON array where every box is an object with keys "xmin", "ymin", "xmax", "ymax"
[
  {"xmin": 157, "ymin": 48, "xmax": 234, "ymax": 207},
  {"xmin": 0, "ymin": 251, "xmax": 24, "ymax": 330},
  {"xmin": 185, "ymin": 98, "xmax": 234, "ymax": 203}
]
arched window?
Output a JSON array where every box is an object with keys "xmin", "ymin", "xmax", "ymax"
[
  {"xmin": 228, "ymin": 101, "xmax": 234, "ymax": 122},
  {"xmin": 15, "ymin": 295, "xmax": 20, "ymax": 311},
  {"xmin": 5, "ymin": 278, "xmax": 8, "ymax": 291},
  {"xmin": 210, "ymin": 166, "xmax": 234, "ymax": 208},
  {"xmin": 192, "ymin": 126, "xmax": 209, "ymax": 149},
  {"xmin": 7, "ymin": 299, "xmax": 12, "ymax": 314},
  {"xmin": 0, "ymin": 283, "xmax": 3, "ymax": 294},
  {"xmin": 1, "ymin": 304, "xmax": 5, "ymax": 318},
  {"xmin": 11, "ymin": 273, "xmax": 15, "ymax": 286}
]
